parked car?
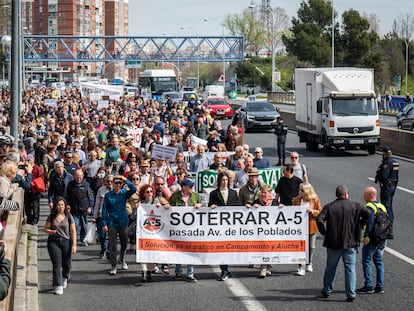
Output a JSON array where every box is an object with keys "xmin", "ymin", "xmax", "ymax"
[
  {"xmin": 396, "ymin": 103, "xmax": 414, "ymax": 130},
  {"xmin": 205, "ymin": 96, "xmax": 233, "ymax": 119},
  {"xmin": 396, "ymin": 103, "xmax": 414, "ymax": 129},
  {"xmin": 160, "ymin": 91, "xmax": 181, "ymax": 106},
  {"xmin": 240, "ymin": 101, "xmax": 280, "ymax": 132}
]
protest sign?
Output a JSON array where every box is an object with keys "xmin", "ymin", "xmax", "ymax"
[
  {"xmin": 136, "ymin": 204, "xmax": 308, "ymax": 265},
  {"xmin": 151, "ymin": 144, "xmax": 177, "ymax": 162},
  {"xmin": 127, "ymin": 127, "xmax": 143, "ymax": 148}
]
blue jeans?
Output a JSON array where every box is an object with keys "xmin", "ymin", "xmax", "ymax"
[
  {"xmin": 96, "ymin": 218, "xmax": 108, "ymax": 253},
  {"xmin": 322, "ymin": 247, "xmax": 357, "ymax": 298},
  {"xmin": 175, "ymin": 264, "xmax": 195, "ymax": 277},
  {"xmin": 362, "ymin": 240, "xmax": 386, "ymax": 290},
  {"xmin": 73, "ymin": 213, "xmax": 88, "ymax": 243}
]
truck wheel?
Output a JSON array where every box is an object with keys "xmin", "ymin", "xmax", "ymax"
[
  {"xmin": 368, "ymin": 146, "xmax": 376, "ymax": 155},
  {"xmin": 323, "ymin": 143, "xmax": 332, "ymax": 155},
  {"xmin": 306, "ymin": 140, "xmax": 318, "ymax": 151}
]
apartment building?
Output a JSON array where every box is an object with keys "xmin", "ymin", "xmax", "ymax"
[{"xmin": 23, "ymin": 0, "xmax": 128, "ymax": 82}]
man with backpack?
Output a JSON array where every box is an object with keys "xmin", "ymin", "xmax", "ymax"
[{"xmin": 357, "ymin": 186, "xmax": 390, "ymax": 295}]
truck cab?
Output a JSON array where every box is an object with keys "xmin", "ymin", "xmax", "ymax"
[
  {"xmin": 295, "ymin": 68, "xmax": 380, "ymax": 155},
  {"xmin": 316, "ymin": 94, "xmax": 380, "ymax": 154}
]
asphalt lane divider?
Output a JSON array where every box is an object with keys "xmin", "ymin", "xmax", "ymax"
[
  {"xmin": 210, "ymin": 266, "xmax": 268, "ymax": 311},
  {"xmin": 368, "ymin": 177, "xmax": 414, "ymax": 195}
]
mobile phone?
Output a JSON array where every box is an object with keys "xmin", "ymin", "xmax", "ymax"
[{"xmin": 18, "ymin": 164, "xmax": 26, "ymax": 170}]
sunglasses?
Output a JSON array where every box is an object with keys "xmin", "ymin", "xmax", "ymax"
[
  {"xmin": 291, "ymin": 157, "xmax": 298, "ymax": 159},
  {"xmin": 146, "ymin": 190, "xmax": 153, "ymax": 194},
  {"xmin": 114, "ymin": 181, "xmax": 123, "ymax": 185},
  {"xmin": 132, "ymin": 178, "xmax": 140, "ymax": 181},
  {"xmin": 156, "ymin": 183, "xmax": 164, "ymax": 186}
]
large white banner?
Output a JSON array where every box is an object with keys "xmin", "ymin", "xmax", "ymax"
[
  {"xmin": 136, "ymin": 204, "xmax": 308, "ymax": 265},
  {"xmin": 79, "ymin": 82, "xmax": 124, "ymax": 100}
]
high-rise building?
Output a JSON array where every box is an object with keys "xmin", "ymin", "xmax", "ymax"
[{"xmin": 23, "ymin": 0, "xmax": 129, "ymax": 82}]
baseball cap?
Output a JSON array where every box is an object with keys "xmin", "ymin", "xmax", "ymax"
[
  {"xmin": 254, "ymin": 147, "xmax": 263, "ymax": 153},
  {"xmin": 382, "ymin": 146, "xmax": 391, "ymax": 153}
]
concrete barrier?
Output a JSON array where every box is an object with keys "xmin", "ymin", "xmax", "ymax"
[
  {"xmin": 0, "ymin": 189, "xmax": 24, "ymax": 311},
  {"xmin": 279, "ymin": 110, "xmax": 414, "ymax": 159}
]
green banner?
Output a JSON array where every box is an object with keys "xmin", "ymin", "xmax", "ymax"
[{"xmin": 196, "ymin": 167, "xmax": 282, "ymax": 193}]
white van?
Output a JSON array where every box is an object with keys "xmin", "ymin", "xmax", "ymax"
[{"xmin": 203, "ymin": 85, "xmax": 225, "ymax": 99}]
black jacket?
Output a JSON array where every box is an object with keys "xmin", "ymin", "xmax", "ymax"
[
  {"xmin": 208, "ymin": 188, "xmax": 241, "ymax": 207},
  {"xmin": 317, "ymin": 198, "xmax": 370, "ymax": 250},
  {"xmin": 66, "ymin": 179, "xmax": 93, "ymax": 215}
]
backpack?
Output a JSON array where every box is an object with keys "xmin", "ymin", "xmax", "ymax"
[{"xmin": 367, "ymin": 202, "xmax": 391, "ymax": 244}]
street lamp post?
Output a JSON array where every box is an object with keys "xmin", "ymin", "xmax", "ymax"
[
  {"xmin": 404, "ymin": 39, "xmax": 408, "ymax": 94},
  {"xmin": 204, "ymin": 18, "xmax": 225, "ymax": 89},
  {"xmin": 180, "ymin": 26, "xmax": 200, "ymax": 90}
]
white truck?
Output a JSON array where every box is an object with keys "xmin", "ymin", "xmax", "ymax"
[{"xmin": 295, "ymin": 67, "xmax": 380, "ymax": 155}]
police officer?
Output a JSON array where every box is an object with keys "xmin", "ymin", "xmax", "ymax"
[
  {"xmin": 375, "ymin": 146, "xmax": 399, "ymax": 239},
  {"xmin": 275, "ymin": 117, "xmax": 288, "ymax": 166}
]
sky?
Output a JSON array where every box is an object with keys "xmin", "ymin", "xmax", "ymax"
[{"xmin": 128, "ymin": 0, "xmax": 414, "ymax": 37}]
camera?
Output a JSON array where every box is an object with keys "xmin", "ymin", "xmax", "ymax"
[{"xmin": 18, "ymin": 164, "xmax": 27, "ymax": 170}]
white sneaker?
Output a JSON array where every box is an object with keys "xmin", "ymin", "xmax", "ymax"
[
  {"xmin": 54, "ymin": 286, "xmax": 63, "ymax": 295},
  {"xmin": 109, "ymin": 267, "xmax": 117, "ymax": 275},
  {"xmin": 295, "ymin": 268, "xmax": 306, "ymax": 276},
  {"xmin": 122, "ymin": 262, "xmax": 128, "ymax": 270},
  {"xmin": 306, "ymin": 264, "xmax": 313, "ymax": 272},
  {"xmin": 63, "ymin": 278, "xmax": 68, "ymax": 289}
]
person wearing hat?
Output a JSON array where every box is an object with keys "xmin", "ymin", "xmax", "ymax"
[
  {"xmin": 253, "ymin": 147, "xmax": 271, "ymax": 169},
  {"xmin": 375, "ymin": 146, "xmax": 399, "ymax": 239},
  {"xmin": 138, "ymin": 160, "xmax": 151, "ymax": 185},
  {"xmin": 168, "ymin": 178, "xmax": 202, "ymax": 283},
  {"xmin": 239, "ymin": 167, "xmax": 262, "ymax": 206},
  {"xmin": 102, "ymin": 175, "xmax": 137, "ymax": 275}
]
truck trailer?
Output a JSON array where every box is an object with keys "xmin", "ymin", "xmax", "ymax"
[{"xmin": 295, "ymin": 67, "xmax": 380, "ymax": 155}]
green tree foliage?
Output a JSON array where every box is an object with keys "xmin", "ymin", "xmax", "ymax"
[
  {"xmin": 235, "ymin": 61, "xmax": 263, "ymax": 88},
  {"xmin": 283, "ymin": 0, "xmax": 333, "ymax": 67}
]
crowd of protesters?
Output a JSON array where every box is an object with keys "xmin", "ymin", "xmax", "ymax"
[{"xmin": 0, "ymin": 85, "xmax": 388, "ymax": 301}]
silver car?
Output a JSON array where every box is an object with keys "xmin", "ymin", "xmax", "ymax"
[{"xmin": 240, "ymin": 101, "xmax": 280, "ymax": 132}]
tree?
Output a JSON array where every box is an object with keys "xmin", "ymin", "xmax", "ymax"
[
  {"xmin": 225, "ymin": 10, "xmax": 267, "ymax": 57},
  {"xmin": 392, "ymin": 13, "xmax": 414, "ymax": 40},
  {"xmin": 282, "ymin": 0, "xmax": 334, "ymax": 67},
  {"xmin": 340, "ymin": 9, "xmax": 378, "ymax": 67},
  {"xmin": 235, "ymin": 61, "xmax": 263, "ymax": 89}
]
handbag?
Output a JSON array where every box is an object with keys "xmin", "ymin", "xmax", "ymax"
[
  {"xmin": 31, "ymin": 176, "xmax": 46, "ymax": 194},
  {"xmin": 85, "ymin": 222, "xmax": 96, "ymax": 245}
]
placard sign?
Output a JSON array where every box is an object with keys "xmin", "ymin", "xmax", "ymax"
[{"xmin": 136, "ymin": 204, "xmax": 309, "ymax": 265}]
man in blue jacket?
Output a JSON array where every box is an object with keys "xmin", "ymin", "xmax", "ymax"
[{"xmin": 102, "ymin": 175, "xmax": 136, "ymax": 275}]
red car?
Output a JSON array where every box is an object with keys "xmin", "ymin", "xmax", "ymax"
[{"xmin": 206, "ymin": 96, "xmax": 233, "ymax": 119}]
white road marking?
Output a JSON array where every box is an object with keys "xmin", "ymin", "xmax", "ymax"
[
  {"xmin": 367, "ymin": 177, "xmax": 414, "ymax": 265},
  {"xmin": 368, "ymin": 177, "xmax": 414, "ymax": 195},
  {"xmin": 211, "ymin": 267, "xmax": 268, "ymax": 311},
  {"xmin": 385, "ymin": 248, "xmax": 414, "ymax": 266}
]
